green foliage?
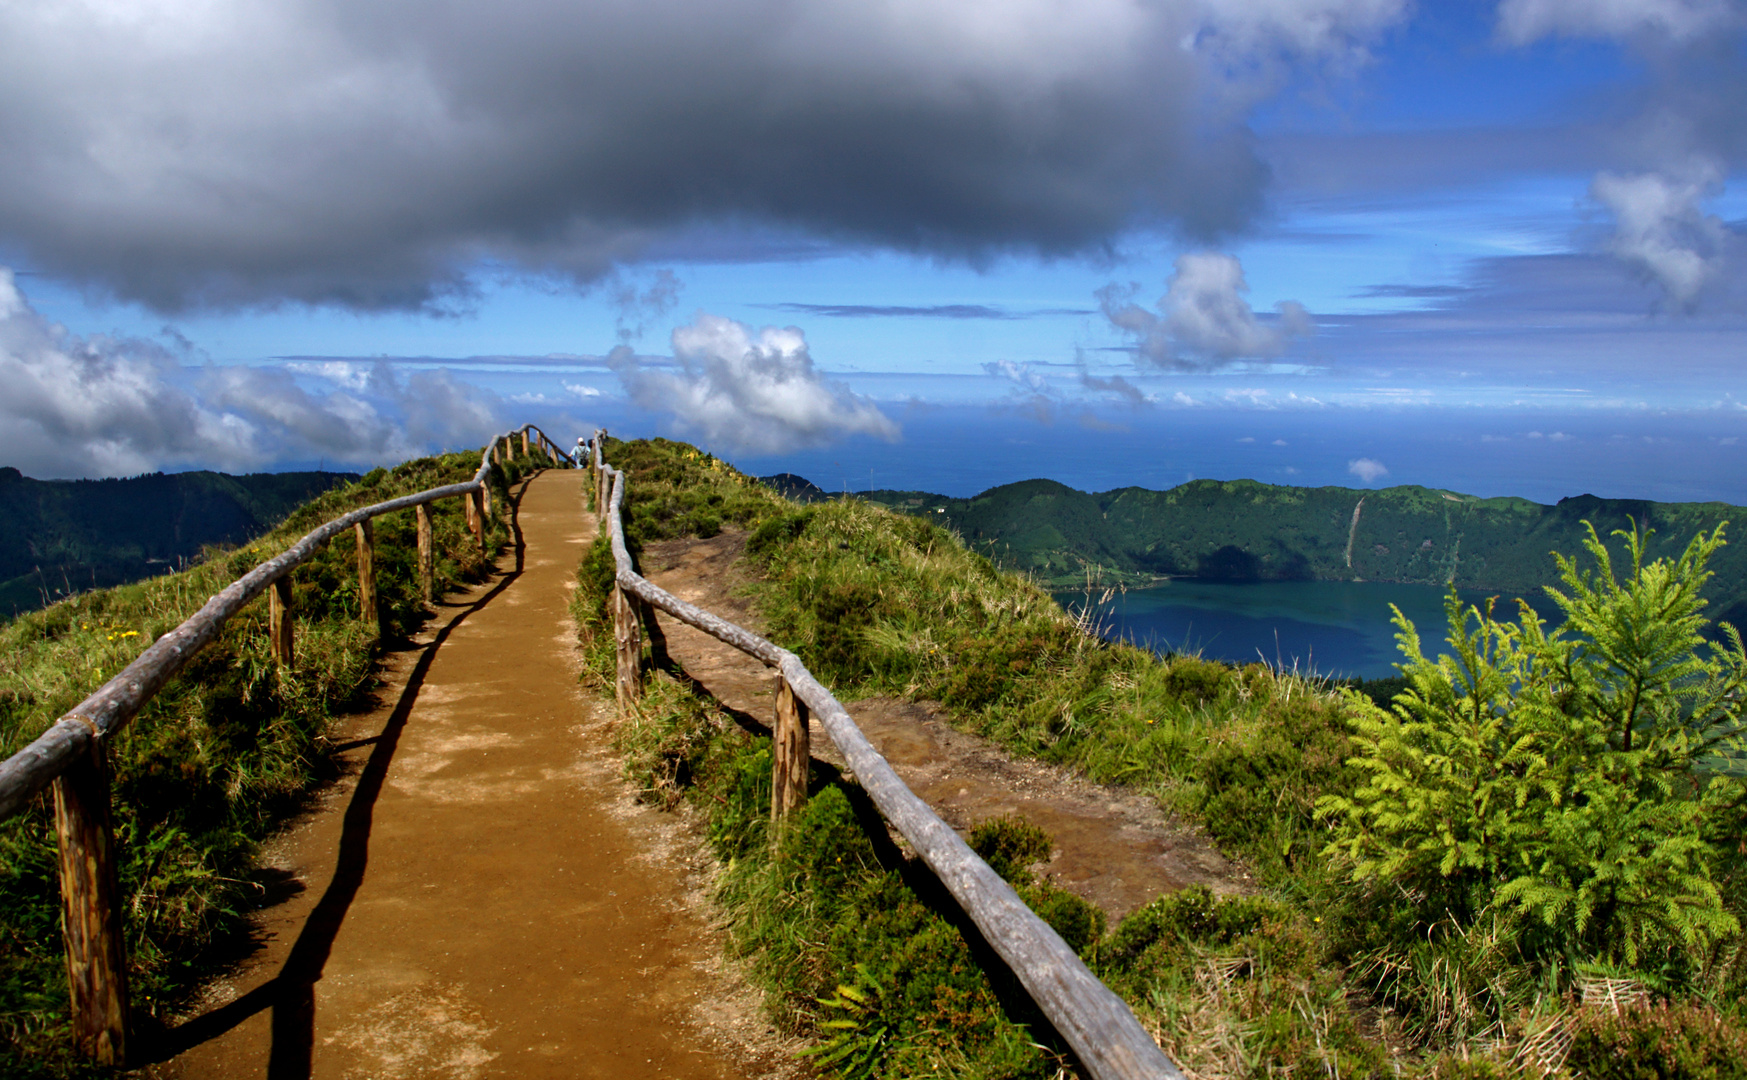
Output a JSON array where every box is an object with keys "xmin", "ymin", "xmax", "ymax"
[
  {"xmin": 746, "ymin": 508, "xmax": 816, "ymax": 560},
  {"xmin": 595, "ymin": 666, "xmax": 1068, "ymax": 1079},
  {"xmin": 1318, "ymin": 522, "xmax": 1747, "ymax": 1019},
  {"xmin": 602, "ymin": 437, "xmax": 787, "ymax": 547},
  {"xmin": 0, "ymin": 467, "xmax": 356, "ymax": 621},
  {"xmin": 968, "ymin": 815, "xmax": 1105, "ymax": 954},
  {"xmin": 967, "ymin": 816, "xmax": 1052, "ymax": 885},
  {"xmin": 595, "ymin": 436, "xmax": 1747, "ymax": 1077},
  {"xmin": 0, "ymin": 443, "xmax": 528, "ymax": 1075},
  {"xmin": 798, "ymin": 965, "xmax": 900, "ymax": 1080},
  {"xmin": 859, "ymin": 474, "xmax": 1747, "ymax": 613},
  {"xmin": 1089, "ymin": 885, "xmax": 1390, "ymax": 1080},
  {"xmin": 1566, "ymin": 1003, "xmax": 1747, "ymax": 1080}
]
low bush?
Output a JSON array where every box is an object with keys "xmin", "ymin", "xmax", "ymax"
[
  {"xmin": 1318, "ymin": 524, "xmax": 1747, "ymax": 1041},
  {"xmin": 1566, "ymin": 1002, "xmax": 1747, "ymax": 1080}
]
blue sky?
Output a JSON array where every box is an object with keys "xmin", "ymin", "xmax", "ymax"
[{"xmin": 2, "ymin": 0, "xmax": 1744, "ymax": 504}]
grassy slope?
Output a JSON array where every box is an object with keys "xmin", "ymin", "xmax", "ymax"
[
  {"xmin": 0, "ymin": 468, "xmax": 358, "ymax": 620},
  {"xmin": 853, "ymin": 478, "xmax": 1747, "ymax": 621},
  {"xmin": 0, "ymin": 448, "xmax": 539, "ymax": 1076},
  {"xmin": 606, "ymin": 439, "xmax": 1746, "ymax": 1080}
]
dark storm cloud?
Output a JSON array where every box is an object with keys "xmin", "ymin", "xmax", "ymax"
[{"xmin": 0, "ymin": 0, "xmax": 1407, "ymax": 312}]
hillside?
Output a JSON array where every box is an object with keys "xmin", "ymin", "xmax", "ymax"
[
  {"xmin": 831, "ymin": 476, "xmax": 1747, "ymax": 623},
  {"xmin": 0, "ymin": 466, "xmax": 356, "ymax": 619}
]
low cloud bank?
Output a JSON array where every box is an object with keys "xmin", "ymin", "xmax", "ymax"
[
  {"xmin": 608, "ymin": 312, "xmax": 898, "ymax": 454},
  {"xmin": 0, "ymin": 268, "xmax": 502, "ymax": 478}
]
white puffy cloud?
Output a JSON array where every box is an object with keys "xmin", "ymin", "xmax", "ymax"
[
  {"xmin": 1348, "ymin": 457, "xmax": 1388, "ymax": 482},
  {"xmin": 608, "ymin": 313, "xmax": 898, "ymax": 454},
  {"xmin": 0, "ymin": 267, "xmax": 503, "ymax": 477},
  {"xmin": 1496, "ymin": 0, "xmax": 1736, "ymax": 43},
  {"xmin": 1100, "ymin": 252, "xmax": 1314, "ymax": 369},
  {"xmin": 1590, "ymin": 162, "xmax": 1728, "ymax": 309},
  {"xmin": 0, "ymin": 268, "xmax": 256, "ymax": 477},
  {"xmin": 0, "ymin": 0, "xmax": 1411, "ymax": 310}
]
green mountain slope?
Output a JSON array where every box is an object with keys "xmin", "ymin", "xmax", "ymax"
[
  {"xmin": 0, "ymin": 466, "xmax": 356, "ymax": 618},
  {"xmin": 848, "ymin": 477, "xmax": 1747, "ymax": 624}
]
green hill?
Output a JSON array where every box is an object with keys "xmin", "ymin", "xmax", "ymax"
[
  {"xmin": 849, "ymin": 477, "xmax": 1747, "ymax": 624},
  {"xmin": 0, "ymin": 465, "xmax": 356, "ymax": 619}
]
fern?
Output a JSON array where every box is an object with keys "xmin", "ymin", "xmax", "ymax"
[{"xmin": 1318, "ymin": 522, "xmax": 1746, "ymax": 982}]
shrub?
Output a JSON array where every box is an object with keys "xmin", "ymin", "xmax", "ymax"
[
  {"xmin": 968, "ymin": 815, "xmax": 1052, "ymax": 885},
  {"xmin": 1319, "ymin": 522, "xmax": 1747, "ymax": 992},
  {"xmin": 1566, "ymin": 1003, "xmax": 1747, "ymax": 1080}
]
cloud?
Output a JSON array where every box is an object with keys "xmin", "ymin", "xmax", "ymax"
[
  {"xmin": 608, "ymin": 312, "xmax": 898, "ymax": 454},
  {"xmin": 1589, "ymin": 162, "xmax": 1728, "ymax": 309},
  {"xmin": 1496, "ymin": 0, "xmax": 1736, "ymax": 43},
  {"xmin": 1077, "ymin": 366, "xmax": 1150, "ymax": 406},
  {"xmin": 983, "ymin": 359, "xmax": 1062, "ymax": 422},
  {"xmin": 0, "ymin": 0, "xmax": 1410, "ymax": 311},
  {"xmin": 1099, "ymin": 252, "xmax": 1314, "ymax": 369},
  {"xmin": 766, "ymin": 303, "xmax": 1092, "ymax": 320},
  {"xmin": 0, "ymin": 266, "xmax": 504, "ymax": 477},
  {"xmin": 610, "ymin": 270, "xmax": 683, "ymax": 343},
  {"xmin": 1348, "ymin": 457, "xmax": 1388, "ymax": 482}
]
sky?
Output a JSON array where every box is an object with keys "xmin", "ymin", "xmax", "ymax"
[{"xmin": 3, "ymin": 0, "xmax": 1746, "ymax": 505}]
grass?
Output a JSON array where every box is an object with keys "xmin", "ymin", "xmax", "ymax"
[
  {"xmin": 581, "ymin": 437, "xmax": 1747, "ymax": 1080},
  {"xmin": 0, "ymin": 444, "xmax": 548, "ymax": 1076}
]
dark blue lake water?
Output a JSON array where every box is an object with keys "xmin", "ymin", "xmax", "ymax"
[{"xmin": 1055, "ymin": 580, "xmax": 1563, "ymax": 681}]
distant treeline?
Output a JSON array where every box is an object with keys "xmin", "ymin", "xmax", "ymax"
[
  {"xmin": 0, "ymin": 465, "xmax": 356, "ymax": 619},
  {"xmin": 766, "ymin": 473, "xmax": 1747, "ymax": 628}
]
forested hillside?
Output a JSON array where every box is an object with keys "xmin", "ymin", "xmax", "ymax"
[
  {"xmin": 834, "ymin": 476, "xmax": 1747, "ymax": 623},
  {"xmin": 0, "ymin": 466, "xmax": 355, "ymax": 619}
]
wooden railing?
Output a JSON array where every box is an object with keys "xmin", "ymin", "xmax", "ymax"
[
  {"xmin": 0, "ymin": 424, "xmax": 573, "ymax": 1065},
  {"xmin": 591, "ymin": 436, "xmax": 1186, "ymax": 1080}
]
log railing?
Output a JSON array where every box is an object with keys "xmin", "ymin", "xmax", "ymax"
[
  {"xmin": 590, "ymin": 436, "xmax": 1186, "ymax": 1080},
  {"xmin": 0, "ymin": 423, "xmax": 573, "ymax": 1065}
]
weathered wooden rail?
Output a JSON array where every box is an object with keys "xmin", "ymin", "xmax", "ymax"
[
  {"xmin": 0, "ymin": 424, "xmax": 572, "ymax": 1065},
  {"xmin": 590, "ymin": 436, "xmax": 1186, "ymax": 1080}
]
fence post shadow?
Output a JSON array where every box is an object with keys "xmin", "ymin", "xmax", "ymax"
[{"xmin": 136, "ymin": 477, "xmax": 534, "ymax": 1075}]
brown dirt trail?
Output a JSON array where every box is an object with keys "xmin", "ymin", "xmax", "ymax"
[{"xmin": 146, "ymin": 470, "xmax": 784, "ymax": 1080}]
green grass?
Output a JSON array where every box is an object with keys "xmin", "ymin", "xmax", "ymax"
[
  {"xmin": 0, "ymin": 445, "xmax": 548, "ymax": 1076},
  {"xmin": 583, "ymin": 437, "xmax": 1747, "ymax": 1080}
]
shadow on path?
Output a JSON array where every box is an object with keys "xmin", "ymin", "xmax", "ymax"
[{"xmin": 135, "ymin": 486, "xmax": 530, "ymax": 1076}]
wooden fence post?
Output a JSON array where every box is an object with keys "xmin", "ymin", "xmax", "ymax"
[
  {"xmin": 355, "ymin": 519, "xmax": 377, "ymax": 632},
  {"xmin": 467, "ymin": 490, "xmax": 485, "ymax": 551},
  {"xmin": 269, "ymin": 576, "xmax": 294, "ymax": 666},
  {"xmin": 481, "ymin": 476, "xmax": 494, "ymax": 520},
  {"xmin": 53, "ymin": 740, "xmax": 128, "ymax": 1065},
  {"xmin": 772, "ymin": 674, "xmax": 810, "ymax": 819},
  {"xmin": 521, "ymin": 429, "xmax": 530, "ymax": 456},
  {"xmin": 415, "ymin": 502, "xmax": 434, "ymax": 604},
  {"xmin": 612, "ymin": 584, "xmax": 642, "ymax": 711}
]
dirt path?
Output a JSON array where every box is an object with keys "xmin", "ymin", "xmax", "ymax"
[
  {"xmin": 145, "ymin": 471, "xmax": 788, "ymax": 1080},
  {"xmin": 641, "ymin": 532, "xmax": 1249, "ymax": 923}
]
